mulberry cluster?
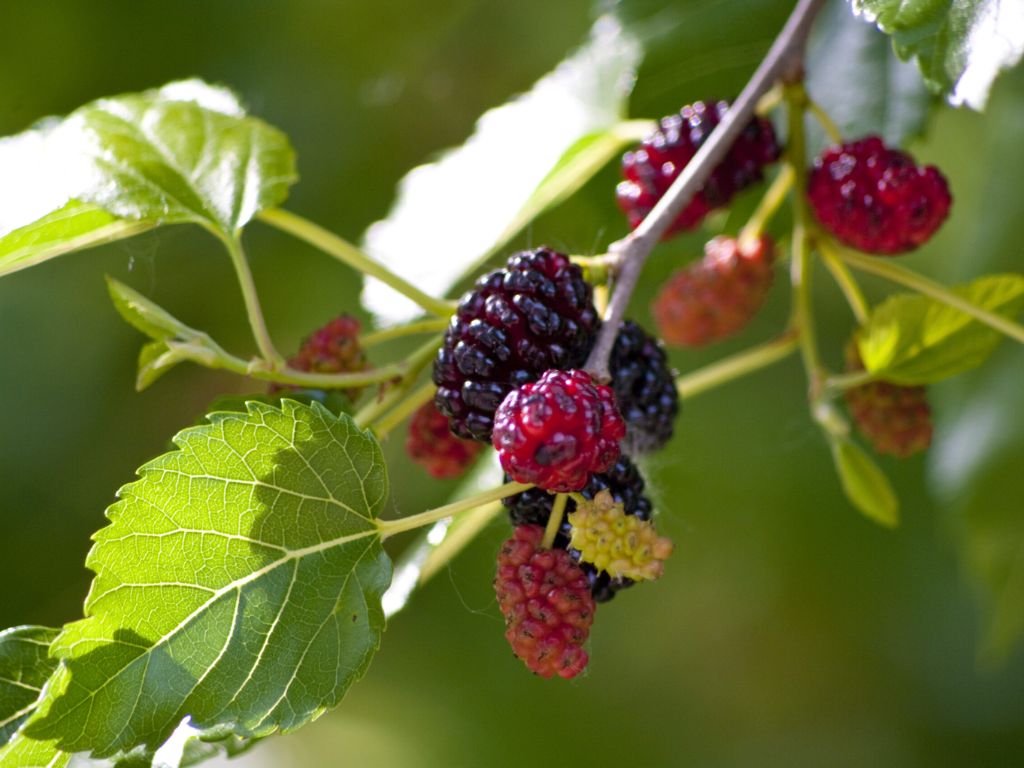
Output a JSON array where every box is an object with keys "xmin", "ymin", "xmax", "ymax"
[{"xmin": 504, "ymin": 456, "xmax": 654, "ymax": 603}]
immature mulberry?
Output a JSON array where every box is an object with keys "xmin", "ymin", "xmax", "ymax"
[
  {"xmin": 652, "ymin": 235, "xmax": 775, "ymax": 347},
  {"xmin": 406, "ymin": 400, "xmax": 483, "ymax": 479}
]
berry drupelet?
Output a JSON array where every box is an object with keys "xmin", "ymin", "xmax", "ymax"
[
  {"xmin": 617, "ymin": 100, "xmax": 781, "ymax": 239},
  {"xmin": 433, "ymin": 248, "xmax": 599, "ymax": 442},
  {"xmin": 807, "ymin": 136, "xmax": 951, "ymax": 255}
]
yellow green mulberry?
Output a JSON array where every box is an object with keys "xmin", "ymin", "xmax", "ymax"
[{"xmin": 567, "ymin": 490, "xmax": 673, "ymax": 581}]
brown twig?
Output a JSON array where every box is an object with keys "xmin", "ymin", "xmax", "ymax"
[{"xmin": 585, "ymin": 0, "xmax": 826, "ymax": 381}]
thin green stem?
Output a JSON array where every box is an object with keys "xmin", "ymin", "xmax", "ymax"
[
  {"xmin": 785, "ymin": 86, "xmax": 826, "ymax": 396},
  {"xmin": 375, "ymin": 380, "xmax": 436, "ymax": 438},
  {"xmin": 819, "ymin": 241, "xmax": 870, "ymax": 324},
  {"xmin": 740, "ymin": 164, "xmax": 795, "ymax": 244},
  {"xmin": 359, "ymin": 318, "xmax": 449, "ymax": 349},
  {"xmin": 822, "ymin": 369, "xmax": 876, "ymax": 396},
  {"xmin": 835, "ymin": 245, "xmax": 1024, "ymax": 345},
  {"xmin": 806, "ymin": 96, "xmax": 843, "ymax": 144},
  {"xmin": 542, "ymin": 493, "xmax": 569, "ymax": 550},
  {"xmin": 417, "ymin": 500, "xmax": 506, "ymax": 586},
  {"xmin": 221, "ymin": 234, "xmax": 285, "ymax": 367},
  {"xmin": 352, "ymin": 334, "xmax": 443, "ymax": 428},
  {"xmin": 258, "ymin": 208, "xmax": 455, "ymax": 318},
  {"xmin": 210, "ymin": 349, "xmax": 407, "ymax": 388},
  {"xmin": 675, "ymin": 331, "xmax": 799, "ymax": 400},
  {"xmin": 377, "ymin": 481, "xmax": 533, "ymax": 538}
]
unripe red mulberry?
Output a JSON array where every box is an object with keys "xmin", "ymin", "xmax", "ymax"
[
  {"xmin": 652, "ymin": 235, "xmax": 775, "ymax": 347},
  {"xmin": 617, "ymin": 100, "xmax": 781, "ymax": 239},
  {"xmin": 494, "ymin": 524, "xmax": 595, "ymax": 679},
  {"xmin": 808, "ymin": 136, "xmax": 951, "ymax": 255},
  {"xmin": 492, "ymin": 369, "xmax": 625, "ymax": 493},
  {"xmin": 844, "ymin": 340, "xmax": 932, "ymax": 457},
  {"xmin": 272, "ymin": 314, "xmax": 369, "ymax": 400},
  {"xmin": 406, "ymin": 400, "xmax": 483, "ymax": 479}
]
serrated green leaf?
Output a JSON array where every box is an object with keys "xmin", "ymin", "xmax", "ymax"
[
  {"xmin": 0, "ymin": 80, "xmax": 297, "ymax": 280},
  {"xmin": 858, "ymin": 274, "xmax": 1024, "ymax": 385},
  {"xmin": 830, "ymin": 437, "xmax": 900, "ymax": 527},
  {"xmin": 361, "ymin": 15, "xmax": 642, "ymax": 324},
  {"xmin": 851, "ymin": 0, "xmax": 1024, "ymax": 109},
  {"xmin": 808, "ymin": 1, "xmax": 933, "ymax": 151},
  {"xmin": 0, "ymin": 627, "xmax": 59, "ymax": 746},
  {"xmin": 22, "ymin": 401, "xmax": 391, "ymax": 758},
  {"xmin": 0, "ymin": 202, "xmax": 151, "ymax": 279}
]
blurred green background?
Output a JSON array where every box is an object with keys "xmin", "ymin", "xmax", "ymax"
[{"xmin": 1, "ymin": 1, "xmax": 1022, "ymax": 766}]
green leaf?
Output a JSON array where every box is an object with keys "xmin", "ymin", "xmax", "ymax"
[
  {"xmin": 22, "ymin": 401, "xmax": 391, "ymax": 758},
  {"xmin": 0, "ymin": 80, "xmax": 297, "ymax": 279},
  {"xmin": 0, "ymin": 627, "xmax": 59, "ymax": 746},
  {"xmin": 70, "ymin": 81, "xmax": 297, "ymax": 236},
  {"xmin": 361, "ymin": 15, "xmax": 642, "ymax": 324},
  {"xmin": 830, "ymin": 437, "xmax": 900, "ymax": 527},
  {"xmin": 0, "ymin": 202, "xmax": 151, "ymax": 279},
  {"xmin": 0, "ymin": 733, "xmax": 69, "ymax": 768},
  {"xmin": 851, "ymin": 0, "xmax": 1024, "ymax": 109},
  {"xmin": 107, "ymin": 277, "xmax": 197, "ymax": 341},
  {"xmin": 808, "ymin": 1, "xmax": 933, "ymax": 150},
  {"xmin": 858, "ymin": 274, "xmax": 1024, "ymax": 385}
]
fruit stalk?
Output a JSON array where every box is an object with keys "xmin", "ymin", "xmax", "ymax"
[{"xmin": 585, "ymin": 0, "xmax": 827, "ymax": 381}]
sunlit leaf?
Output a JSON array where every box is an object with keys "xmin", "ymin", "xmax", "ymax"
[
  {"xmin": 851, "ymin": 0, "xmax": 1024, "ymax": 109},
  {"xmin": 830, "ymin": 437, "xmax": 900, "ymax": 527},
  {"xmin": 0, "ymin": 627, "xmax": 58, "ymax": 746},
  {"xmin": 361, "ymin": 15, "xmax": 642, "ymax": 324},
  {"xmin": 858, "ymin": 274, "xmax": 1024, "ymax": 385},
  {"xmin": 21, "ymin": 401, "xmax": 391, "ymax": 758}
]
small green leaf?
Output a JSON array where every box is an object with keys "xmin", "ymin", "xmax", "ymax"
[
  {"xmin": 0, "ymin": 627, "xmax": 59, "ymax": 746},
  {"xmin": 830, "ymin": 437, "xmax": 900, "ymax": 527},
  {"xmin": 0, "ymin": 202, "xmax": 151, "ymax": 279},
  {"xmin": 851, "ymin": 0, "xmax": 1024, "ymax": 109},
  {"xmin": 23, "ymin": 401, "xmax": 391, "ymax": 758},
  {"xmin": 361, "ymin": 16, "xmax": 642, "ymax": 324},
  {"xmin": 858, "ymin": 274, "xmax": 1024, "ymax": 385},
  {"xmin": 107, "ymin": 277, "xmax": 196, "ymax": 341}
]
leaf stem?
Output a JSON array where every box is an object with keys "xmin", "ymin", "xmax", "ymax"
[
  {"xmin": 377, "ymin": 481, "xmax": 533, "ymax": 538},
  {"xmin": 675, "ymin": 331, "xmax": 799, "ymax": 400},
  {"xmin": 806, "ymin": 94, "xmax": 843, "ymax": 144},
  {"xmin": 221, "ymin": 234, "xmax": 285, "ymax": 367},
  {"xmin": 352, "ymin": 334, "xmax": 443, "ymax": 428},
  {"xmin": 818, "ymin": 240, "xmax": 870, "ymax": 324},
  {"xmin": 542, "ymin": 493, "xmax": 569, "ymax": 549},
  {"xmin": 417, "ymin": 500, "xmax": 506, "ymax": 586},
  {"xmin": 210, "ymin": 348, "xmax": 408, "ymax": 388},
  {"xmin": 822, "ymin": 369, "xmax": 876, "ymax": 396},
  {"xmin": 834, "ymin": 245, "xmax": 1024, "ymax": 344},
  {"xmin": 359, "ymin": 318, "xmax": 449, "ymax": 348},
  {"xmin": 374, "ymin": 380, "xmax": 436, "ymax": 439},
  {"xmin": 785, "ymin": 85, "xmax": 826, "ymax": 396},
  {"xmin": 740, "ymin": 164, "xmax": 795, "ymax": 245},
  {"xmin": 258, "ymin": 208, "xmax": 456, "ymax": 318},
  {"xmin": 584, "ymin": 0, "xmax": 827, "ymax": 381}
]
